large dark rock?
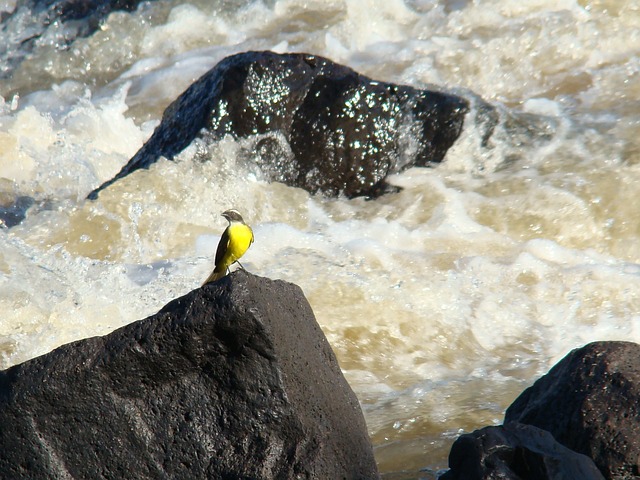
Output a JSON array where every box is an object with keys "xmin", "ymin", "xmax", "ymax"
[
  {"xmin": 505, "ymin": 341, "xmax": 640, "ymax": 480},
  {"xmin": 0, "ymin": 270, "xmax": 379, "ymax": 479},
  {"xmin": 440, "ymin": 422, "xmax": 604, "ymax": 480},
  {"xmin": 88, "ymin": 51, "xmax": 469, "ymax": 200}
]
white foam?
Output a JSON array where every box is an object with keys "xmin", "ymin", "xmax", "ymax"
[{"xmin": 1, "ymin": 0, "xmax": 639, "ymax": 473}]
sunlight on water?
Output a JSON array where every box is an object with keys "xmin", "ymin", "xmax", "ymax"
[{"xmin": 1, "ymin": 0, "xmax": 639, "ymax": 476}]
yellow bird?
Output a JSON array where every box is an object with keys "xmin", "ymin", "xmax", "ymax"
[{"xmin": 203, "ymin": 209, "xmax": 254, "ymax": 285}]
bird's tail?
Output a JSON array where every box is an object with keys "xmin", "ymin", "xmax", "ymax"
[{"xmin": 202, "ymin": 268, "xmax": 226, "ymax": 286}]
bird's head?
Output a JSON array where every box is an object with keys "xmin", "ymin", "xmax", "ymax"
[{"xmin": 222, "ymin": 209, "xmax": 245, "ymax": 224}]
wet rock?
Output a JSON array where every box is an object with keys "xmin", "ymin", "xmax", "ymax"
[
  {"xmin": 505, "ymin": 341, "xmax": 640, "ymax": 480},
  {"xmin": 0, "ymin": 194, "xmax": 34, "ymax": 228},
  {"xmin": 0, "ymin": 0, "xmax": 146, "ymax": 79},
  {"xmin": 0, "ymin": 270, "xmax": 379, "ymax": 479},
  {"xmin": 440, "ymin": 422, "xmax": 604, "ymax": 480},
  {"xmin": 88, "ymin": 51, "xmax": 469, "ymax": 200}
]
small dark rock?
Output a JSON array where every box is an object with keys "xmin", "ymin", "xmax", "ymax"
[
  {"xmin": 0, "ymin": 270, "xmax": 379, "ymax": 479},
  {"xmin": 0, "ymin": 0, "xmax": 146, "ymax": 79},
  {"xmin": 505, "ymin": 341, "xmax": 640, "ymax": 480},
  {"xmin": 88, "ymin": 51, "xmax": 469, "ymax": 200},
  {"xmin": 0, "ymin": 195, "xmax": 34, "ymax": 228},
  {"xmin": 440, "ymin": 422, "xmax": 604, "ymax": 480}
]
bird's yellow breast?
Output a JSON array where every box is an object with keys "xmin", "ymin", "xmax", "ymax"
[{"xmin": 225, "ymin": 222, "xmax": 254, "ymax": 264}]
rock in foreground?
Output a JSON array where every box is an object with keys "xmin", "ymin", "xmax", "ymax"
[
  {"xmin": 0, "ymin": 271, "xmax": 379, "ymax": 479},
  {"xmin": 440, "ymin": 422, "xmax": 604, "ymax": 480},
  {"xmin": 505, "ymin": 341, "xmax": 640, "ymax": 480}
]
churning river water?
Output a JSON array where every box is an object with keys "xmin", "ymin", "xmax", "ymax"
[{"xmin": 1, "ymin": 0, "xmax": 639, "ymax": 477}]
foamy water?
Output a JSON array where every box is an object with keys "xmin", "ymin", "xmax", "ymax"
[{"xmin": 1, "ymin": 0, "xmax": 639, "ymax": 476}]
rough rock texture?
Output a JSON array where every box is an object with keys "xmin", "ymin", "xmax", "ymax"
[
  {"xmin": 0, "ymin": 0, "xmax": 146, "ymax": 79},
  {"xmin": 88, "ymin": 50, "xmax": 469, "ymax": 200},
  {"xmin": 505, "ymin": 341, "xmax": 640, "ymax": 480},
  {"xmin": 440, "ymin": 422, "xmax": 604, "ymax": 480},
  {"xmin": 0, "ymin": 270, "xmax": 379, "ymax": 479}
]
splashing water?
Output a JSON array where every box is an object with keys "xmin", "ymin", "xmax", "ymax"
[{"xmin": 1, "ymin": 0, "xmax": 639, "ymax": 475}]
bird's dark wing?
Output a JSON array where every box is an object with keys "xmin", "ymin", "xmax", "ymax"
[{"xmin": 214, "ymin": 227, "xmax": 231, "ymax": 266}]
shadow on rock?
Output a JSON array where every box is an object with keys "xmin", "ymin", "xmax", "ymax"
[{"xmin": 441, "ymin": 422, "xmax": 604, "ymax": 480}]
